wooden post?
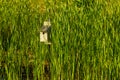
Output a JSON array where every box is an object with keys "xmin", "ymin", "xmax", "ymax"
[
  {"xmin": 40, "ymin": 20, "xmax": 51, "ymax": 80},
  {"xmin": 43, "ymin": 44, "xmax": 51, "ymax": 80}
]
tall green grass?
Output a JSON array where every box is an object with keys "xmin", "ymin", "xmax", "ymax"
[{"xmin": 0, "ymin": 0, "xmax": 120, "ymax": 80}]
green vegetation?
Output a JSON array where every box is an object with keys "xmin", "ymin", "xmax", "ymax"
[{"xmin": 0, "ymin": 0, "xmax": 120, "ymax": 80}]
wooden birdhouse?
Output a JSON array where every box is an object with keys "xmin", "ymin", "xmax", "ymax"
[{"xmin": 40, "ymin": 20, "xmax": 51, "ymax": 44}]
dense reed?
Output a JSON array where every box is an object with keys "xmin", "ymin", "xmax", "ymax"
[{"xmin": 0, "ymin": 0, "xmax": 120, "ymax": 80}]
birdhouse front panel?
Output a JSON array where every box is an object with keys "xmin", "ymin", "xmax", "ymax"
[{"xmin": 40, "ymin": 32, "xmax": 48, "ymax": 42}]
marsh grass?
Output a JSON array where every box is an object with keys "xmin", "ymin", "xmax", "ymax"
[{"xmin": 0, "ymin": 0, "xmax": 120, "ymax": 80}]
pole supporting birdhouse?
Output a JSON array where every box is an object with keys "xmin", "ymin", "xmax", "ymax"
[{"xmin": 40, "ymin": 19, "xmax": 52, "ymax": 80}]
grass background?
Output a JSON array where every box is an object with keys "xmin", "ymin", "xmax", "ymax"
[{"xmin": 0, "ymin": 0, "xmax": 120, "ymax": 80}]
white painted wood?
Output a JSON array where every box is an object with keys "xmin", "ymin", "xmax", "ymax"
[
  {"xmin": 43, "ymin": 21, "xmax": 51, "ymax": 26},
  {"xmin": 40, "ymin": 32, "xmax": 48, "ymax": 42}
]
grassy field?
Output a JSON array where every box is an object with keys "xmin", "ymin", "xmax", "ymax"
[{"xmin": 0, "ymin": 0, "xmax": 120, "ymax": 80}]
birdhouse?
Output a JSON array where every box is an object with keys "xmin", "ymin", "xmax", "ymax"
[{"xmin": 40, "ymin": 20, "xmax": 51, "ymax": 44}]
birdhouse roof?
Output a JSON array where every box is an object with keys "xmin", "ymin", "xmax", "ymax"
[
  {"xmin": 41, "ymin": 26, "xmax": 50, "ymax": 32},
  {"xmin": 40, "ymin": 20, "xmax": 51, "ymax": 32}
]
